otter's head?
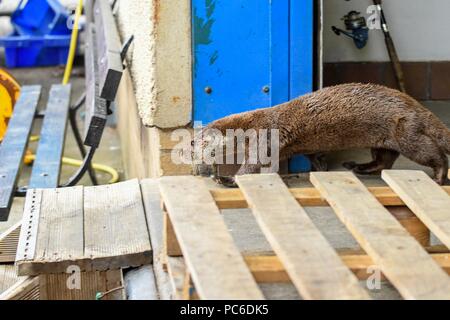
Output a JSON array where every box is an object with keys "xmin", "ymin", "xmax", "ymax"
[
  {"xmin": 190, "ymin": 112, "xmax": 253, "ymax": 180},
  {"xmin": 191, "ymin": 125, "xmax": 224, "ymax": 177}
]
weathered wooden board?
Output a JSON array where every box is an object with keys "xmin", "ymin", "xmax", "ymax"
[
  {"xmin": 140, "ymin": 179, "xmax": 174, "ymax": 300},
  {"xmin": 84, "ymin": 23, "xmax": 107, "ymax": 148},
  {"xmin": 0, "ymin": 276, "xmax": 40, "ymax": 300},
  {"xmin": 84, "ymin": 179, "xmax": 152, "ymax": 270},
  {"xmin": 40, "ymin": 270, "xmax": 124, "ymax": 300},
  {"xmin": 0, "ymin": 267, "xmax": 124, "ymax": 300},
  {"xmin": 94, "ymin": 0, "xmax": 123, "ymax": 101},
  {"xmin": 0, "ymin": 265, "xmax": 19, "ymax": 294},
  {"xmin": 84, "ymin": 0, "xmax": 94, "ymax": 23},
  {"xmin": 166, "ymin": 257, "xmax": 191, "ymax": 300},
  {"xmin": 236, "ymin": 174, "xmax": 369, "ymax": 300},
  {"xmin": 245, "ymin": 252, "xmax": 450, "ymax": 283},
  {"xmin": 311, "ymin": 172, "xmax": 450, "ymax": 300},
  {"xmin": 210, "ymin": 185, "xmax": 450, "ymax": 209},
  {"xmin": 159, "ymin": 176, "xmax": 264, "ymax": 300},
  {"xmin": 16, "ymin": 180, "xmax": 152, "ymax": 276},
  {"xmin": 382, "ymin": 170, "xmax": 450, "ymax": 248},
  {"xmin": 29, "ymin": 84, "xmax": 71, "ymax": 189},
  {"xmin": 0, "ymin": 85, "xmax": 41, "ymax": 221},
  {"xmin": 31, "ymin": 187, "xmax": 83, "ymax": 275},
  {"xmin": 0, "ymin": 222, "xmax": 21, "ymax": 263}
]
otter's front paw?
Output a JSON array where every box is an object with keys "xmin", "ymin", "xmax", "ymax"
[
  {"xmin": 433, "ymin": 177, "xmax": 449, "ymax": 186},
  {"xmin": 214, "ymin": 176, "xmax": 237, "ymax": 188}
]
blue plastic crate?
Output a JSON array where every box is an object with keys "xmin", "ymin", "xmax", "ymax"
[
  {"xmin": 11, "ymin": 0, "xmax": 71, "ymax": 36},
  {"xmin": 0, "ymin": 33, "xmax": 71, "ymax": 67},
  {"xmin": 289, "ymin": 155, "xmax": 312, "ymax": 173}
]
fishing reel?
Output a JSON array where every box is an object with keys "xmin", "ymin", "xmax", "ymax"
[{"xmin": 332, "ymin": 11, "xmax": 369, "ymax": 49}]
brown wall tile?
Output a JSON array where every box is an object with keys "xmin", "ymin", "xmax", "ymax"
[
  {"xmin": 324, "ymin": 61, "xmax": 450, "ymax": 101},
  {"xmin": 402, "ymin": 62, "xmax": 429, "ymax": 100},
  {"xmin": 431, "ymin": 62, "xmax": 450, "ymax": 100}
]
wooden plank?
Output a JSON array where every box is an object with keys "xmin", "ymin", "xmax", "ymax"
[
  {"xmin": 166, "ymin": 257, "xmax": 190, "ymax": 300},
  {"xmin": 35, "ymin": 187, "xmax": 84, "ymax": 262},
  {"xmin": 140, "ymin": 179, "xmax": 174, "ymax": 300},
  {"xmin": 388, "ymin": 206, "xmax": 430, "ymax": 247},
  {"xmin": 159, "ymin": 176, "xmax": 264, "ymax": 300},
  {"xmin": 84, "ymin": 23, "xmax": 107, "ymax": 148},
  {"xmin": 0, "ymin": 276, "xmax": 40, "ymax": 300},
  {"xmin": 236, "ymin": 174, "xmax": 369, "ymax": 300},
  {"xmin": 84, "ymin": 179, "xmax": 152, "ymax": 271},
  {"xmin": 164, "ymin": 211, "xmax": 182, "ymax": 257},
  {"xmin": 17, "ymin": 180, "xmax": 152, "ymax": 275},
  {"xmin": 29, "ymin": 84, "xmax": 71, "ymax": 189},
  {"xmin": 0, "ymin": 265, "xmax": 19, "ymax": 294},
  {"xmin": 84, "ymin": 0, "xmax": 94, "ymax": 23},
  {"xmin": 40, "ymin": 270, "xmax": 124, "ymax": 300},
  {"xmin": 311, "ymin": 172, "xmax": 450, "ymax": 300},
  {"xmin": 0, "ymin": 221, "xmax": 21, "ymax": 263},
  {"xmin": 382, "ymin": 170, "xmax": 450, "ymax": 248},
  {"xmin": 211, "ymin": 186, "xmax": 450, "ymax": 209},
  {"xmin": 0, "ymin": 85, "xmax": 41, "ymax": 221},
  {"xmin": 245, "ymin": 252, "xmax": 450, "ymax": 283},
  {"xmin": 94, "ymin": 0, "xmax": 123, "ymax": 101},
  {"xmin": 17, "ymin": 187, "xmax": 84, "ymax": 276},
  {"xmin": 105, "ymin": 268, "xmax": 126, "ymax": 300}
]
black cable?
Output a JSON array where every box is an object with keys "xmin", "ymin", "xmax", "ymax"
[
  {"xmin": 69, "ymin": 93, "xmax": 99, "ymax": 185},
  {"xmin": 61, "ymin": 147, "xmax": 98, "ymax": 187}
]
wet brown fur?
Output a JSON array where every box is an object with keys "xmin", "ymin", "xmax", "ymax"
[{"xmin": 200, "ymin": 83, "xmax": 450, "ymax": 185}]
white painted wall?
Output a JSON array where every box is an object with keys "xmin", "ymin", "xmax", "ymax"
[
  {"xmin": 324, "ymin": 0, "xmax": 450, "ymax": 62},
  {"xmin": 116, "ymin": 0, "xmax": 192, "ymax": 128}
]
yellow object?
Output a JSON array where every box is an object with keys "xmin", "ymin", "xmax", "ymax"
[
  {"xmin": 0, "ymin": 68, "xmax": 21, "ymax": 141},
  {"xmin": 62, "ymin": 0, "xmax": 84, "ymax": 85},
  {"xmin": 24, "ymin": 150, "xmax": 34, "ymax": 165},
  {"xmin": 24, "ymin": 153, "xmax": 120, "ymax": 185},
  {"xmin": 29, "ymin": 135, "xmax": 40, "ymax": 143}
]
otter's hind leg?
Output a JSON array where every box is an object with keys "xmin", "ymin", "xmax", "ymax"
[
  {"xmin": 353, "ymin": 148, "xmax": 400, "ymax": 174},
  {"xmin": 343, "ymin": 148, "xmax": 399, "ymax": 174},
  {"xmin": 397, "ymin": 136, "xmax": 449, "ymax": 185},
  {"xmin": 434, "ymin": 157, "xmax": 449, "ymax": 185}
]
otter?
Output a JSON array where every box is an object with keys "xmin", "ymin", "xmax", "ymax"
[{"xmin": 194, "ymin": 83, "xmax": 450, "ymax": 185}]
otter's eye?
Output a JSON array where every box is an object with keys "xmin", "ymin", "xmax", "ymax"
[{"xmin": 191, "ymin": 140, "xmax": 195, "ymax": 147}]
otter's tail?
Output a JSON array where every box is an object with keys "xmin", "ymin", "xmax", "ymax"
[{"xmin": 425, "ymin": 116, "xmax": 450, "ymax": 155}]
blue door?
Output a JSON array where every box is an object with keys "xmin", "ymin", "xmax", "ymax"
[{"xmin": 192, "ymin": 0, "xmax": 314, "ymax": 124}]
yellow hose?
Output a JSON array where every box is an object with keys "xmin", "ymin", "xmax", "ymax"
[
  {"xmin": 63, "ymin": 0, "xmax": 83, "ymax": 85},
  {"xmin": 26, "ymin": 0, "xmax": 120, "ymax": 185},
  {"xmin": 24, "ymin": 154, "xmax": 119, "ymax": 185}
]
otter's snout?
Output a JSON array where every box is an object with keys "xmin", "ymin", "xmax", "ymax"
[{"xmin": 193, "ymin": 163, "xmax": 216, "ymax": 177}]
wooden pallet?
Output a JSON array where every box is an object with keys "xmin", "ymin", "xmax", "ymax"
[
  {"xmin": 15, "ymin": 179, "xmax": 152, "ymax": 276},
  {"xmin": 159, "ymin": 171, "xmax": 450, "ymax": 300}
]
